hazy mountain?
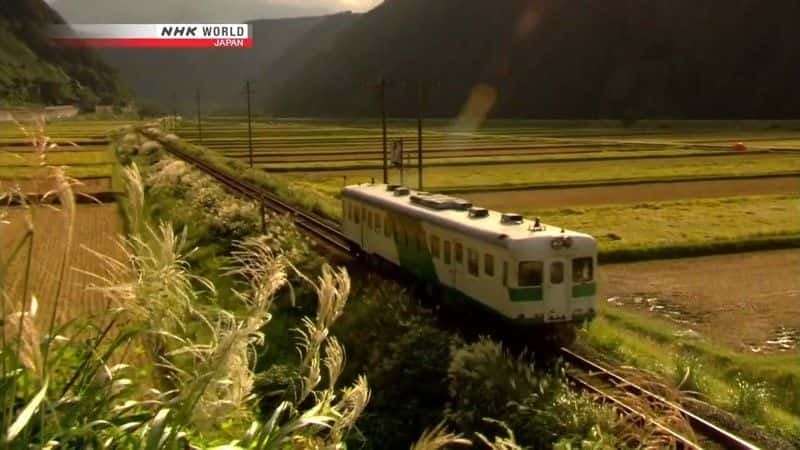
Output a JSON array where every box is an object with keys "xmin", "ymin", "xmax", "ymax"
[
  {"xmin": 44, "ymin": 0, "xmax": 371, "ymax": 23},
  {"xmin": 96, "ymin": 12, "xmax": 358, "ymax": 113},
  {"xmin": 0, "ymin": 0, "xmax": 129, "ymax": 107},
  {"xmin": 263, "ymin": 0, "xmax": 800, "ymax": 118}
]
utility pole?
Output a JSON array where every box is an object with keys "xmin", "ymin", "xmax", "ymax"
[
  {"xmin": 380, "ymin": 76, "xmax": 388, "ymax": 184},
  {"xmin": 171, "ymin": 92, "xmax": 177, "ymax": 131},
  {"xmin": 246, "ymin": 80, "xmax": 254, "ymax": 168},
  {"xmin": 195, "ymin": 89, "xmax": 203, "ymax": 144},
  {"xmin": 417, "ymin": 83, "xmax": 424, "ymax": 190}
]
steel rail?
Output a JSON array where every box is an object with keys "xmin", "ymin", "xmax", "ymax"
[
  {"xmin": 145, "ymin": 134, "xmax": 352, "ymax": 254},
  {"xmin": 560, "ymin": 347, "xmax": 760, "ymax": 450}
]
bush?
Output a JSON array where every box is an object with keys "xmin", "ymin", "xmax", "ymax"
[
  {"xmin": 509, "ymin": 383, "xmax": 617, "ymax": 448},
  {"xmin": 445, "ymin": 338, "xmax": 540, "ymax": 436},
  {"xmin": 358, "ymin": 320, "xmax": 461, "ymax": 449},
  {"xmin": 733, "ymin": 375, "xmax": 770, "ymax": 422},
  {"xmin": 673, "ymin": 352, "xmax": 707, "ymax": 394},
  {"xmin": 446, "ymin": 338, "xmax": 617, "ymax": 448}
]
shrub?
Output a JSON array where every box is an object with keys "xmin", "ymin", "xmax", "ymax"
[
  {"xmin": 445, "ymin": 338, "xmax": 540, "ymax": 437},
  {"xmin": 359, "ymin": 320, "xmax": 461, "ymax": 449},
  {"xmin": 446, "ymin": 338, "xmax": 617, "ymax": 448},
  {"xmin": 733, "ymin": 375, "xmax": 770, "ymax": 422},
  {"xmin": 673, "ymin": 352, "xmax": 707, "ymax": 394},
  {"xmin": 509, "ymin": 383, "xmax": 617, "ymax": 448}
]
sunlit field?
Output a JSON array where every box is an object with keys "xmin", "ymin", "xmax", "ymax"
[{"xmin": 171, "ymin": 118, "xmax": 800, "ymax": 260}]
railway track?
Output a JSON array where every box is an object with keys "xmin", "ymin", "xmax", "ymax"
[
  {"xmin": 560, "ymin": 347, "xmax": 760, "ymax": 449},
  {"xmin": 144, "ymin": 133, "xmax": 352, "ymax": 254},
  {"xmin": 147, "ymin": 131, "xmax": 761, "ymax": 450}
]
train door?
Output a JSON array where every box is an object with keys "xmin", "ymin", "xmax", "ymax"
[
  {"xmin": 358, "ymin": 206, "xmax": 368, "ymax": 251},
  {"xmin": 545, "ymin": 259, "xmax": 570, "ymax": 319},
  {"xmin": 443, "ymin": 240, "xmax": 453, "ymax": 287},
  {"xmin": 452, "ymin": 241, "xmax": 465, "ymax": 289}
]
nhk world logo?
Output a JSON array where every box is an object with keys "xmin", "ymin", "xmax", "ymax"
[{"xmin": 47, "ymin": 24, "xmax": 252, "ymax": 48}]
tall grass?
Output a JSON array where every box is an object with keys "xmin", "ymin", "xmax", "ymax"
[{"xmin": 0, "ymin": 126, "xmax": 374, "ymax": 447}]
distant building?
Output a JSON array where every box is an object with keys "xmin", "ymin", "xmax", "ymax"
[
  {"xmin": 95, "ymin": 104, "xmax": 114, "ymax": 115},
  {"xmin": 44, "ymin": 105, "xmax": 80, "ymax": 120},
  {"xmin": 0, "ymin": 108, "xmax": 46, "ymax": 122}
]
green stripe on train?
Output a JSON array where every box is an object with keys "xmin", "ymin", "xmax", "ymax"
[
  {"xmin": 389, "ymin": 211, "xmax": 439, "ymax": 283},
  {"xmin": 572, "ymin": 282, "xmax": 597, "ymax": 298},
  {"xmin": 508, "ymin": 287, "xmax": 543, "ymax": 302}
]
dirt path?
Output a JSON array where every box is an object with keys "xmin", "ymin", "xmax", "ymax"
[
  {"xmin": 1, "ymin": 203, "xmax": 125, "ymax": 329},
  {"xmin": 459, "ymin": 176, "xmax": 799, "ymax": 209},
  {"xmin": 599, "ymin": 249, "xmax": 800, "ymax": 354}
]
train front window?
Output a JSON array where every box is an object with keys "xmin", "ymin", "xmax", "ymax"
[
  {"xmin": 518, "ymin": 261, "xmax": 543, "ymax": 287},
  {"xmin": 572, "ymin": 257, "xmax": 594, "ymax": 283}
]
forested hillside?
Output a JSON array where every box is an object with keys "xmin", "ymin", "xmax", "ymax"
[
  {"xmin": 264, "ymin": 0, "xmax": 800, "ymax": 118},
  {"xmin": 0, "ymin": 0, "xmax": 128, "ymax": 108}
]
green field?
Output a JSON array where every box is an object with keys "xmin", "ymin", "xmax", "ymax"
[
  {"xmin": 159, "ymin": 118, "xmax": 800, "ymax": 263},
  {"xmin": 532, "ymin": 195, "xmax": 800, "ymax": 260},
  {"xmin": 0, "ymin": 120, "xmax": 127, "ymax": 183},
  {"xmin": 0, "ymin": 119, "xmax": 133, "ymax": 145},
  {"xmin": 285, "ymin": 153, "xmax": 800, "ymax": 192}
]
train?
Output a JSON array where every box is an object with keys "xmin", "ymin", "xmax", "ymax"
[{"xmin": 341, "ymin": 183, "xmax": 597, "ymax": 334}]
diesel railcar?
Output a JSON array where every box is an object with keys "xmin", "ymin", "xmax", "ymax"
[{"xmin": 341, "ymin": 184, "xmax": 597, "ymax": 326}]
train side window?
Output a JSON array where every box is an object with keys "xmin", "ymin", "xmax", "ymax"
[
  {"xmin": 375, "ymin": 214, "xmax": 381, "ymax": 233},
  {"xmin": 502, "ymin": 261, "xmax": 508, "ymax": 286},
  {"xmin": 384, "ymin": 217, "xmax": 391, "ymax": 237},
  {"xmin": 455, "ymin": 243, "xmax": 463, "ymax": 263},
  {"xmin": 430, "ymin": 235, "xmax": 440, "ymax": 258},
  {"xmin": 354, "ymin": 205, "xmax": 360, "ymax": 224},
  {"xmin": 572, "ymin": 257, "xmax": 594, "ymax": 283},
  {"xmin": 444, "ymin": 241, "xmax": 451, "ymax": 264},
  {"xmin": 467, "ymin": 249, "xmax": 479, "ymax": 276},
  {"xmin": 484, "ymin": 254, "xmax": 495, "ymax": 277},
  {"xmin": 368, "ymin": 211, "xmax": 374, "ymax": 230},
  {"xmin": 518, "ymin": 261, "xmax": 543, "ymax": 286},
  {"xmin": 550, "ymin": 262, "xmax": 564, "ymax": 284}
]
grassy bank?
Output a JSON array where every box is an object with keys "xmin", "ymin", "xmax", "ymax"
[{"xmin": 582, "ymin": 305, "xmax": 800, "ymax": 444}]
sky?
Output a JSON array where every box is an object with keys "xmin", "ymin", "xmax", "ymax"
[{"xmin": 45, "ymin": 0, "xmax": 382, "ymax": 23}]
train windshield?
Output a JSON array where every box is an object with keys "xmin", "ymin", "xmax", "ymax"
[
  {"xmin": 572, "ymin": 257, "xmax": 594, "ymax": 283},
  {"xmin": 518, "ymin": 261, "xmax": 543, "ymax": 287}
]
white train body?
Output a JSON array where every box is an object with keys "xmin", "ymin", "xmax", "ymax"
[{"xmin": 341, "ymin": 184, "xmax": 597, "ymax": 325}]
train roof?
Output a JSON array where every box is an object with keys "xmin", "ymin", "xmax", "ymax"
[{"xmin": 342, "ymin": 183, "xmax": 594, "ymax": 247}]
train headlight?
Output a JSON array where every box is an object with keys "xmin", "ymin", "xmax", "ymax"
[{"xmin": 550, "ymin": 236, "xmax": 573, "ymax": 249}]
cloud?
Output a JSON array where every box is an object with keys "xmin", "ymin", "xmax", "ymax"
[{"xmin": 47, "ymin": 0, "xmax": 382, "ymax": 23}]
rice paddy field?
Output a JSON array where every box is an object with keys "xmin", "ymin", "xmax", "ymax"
[
  {"xmin": 0, "ymin": 120, "xmax": 129, "ymax": 193},
  {"xmin": 175, "ymin": 118, "xmax": 800, "ymax": 257},
  {"xmin": 0, "ymin": 119, "xmax": 129, "ymax": 329}
]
